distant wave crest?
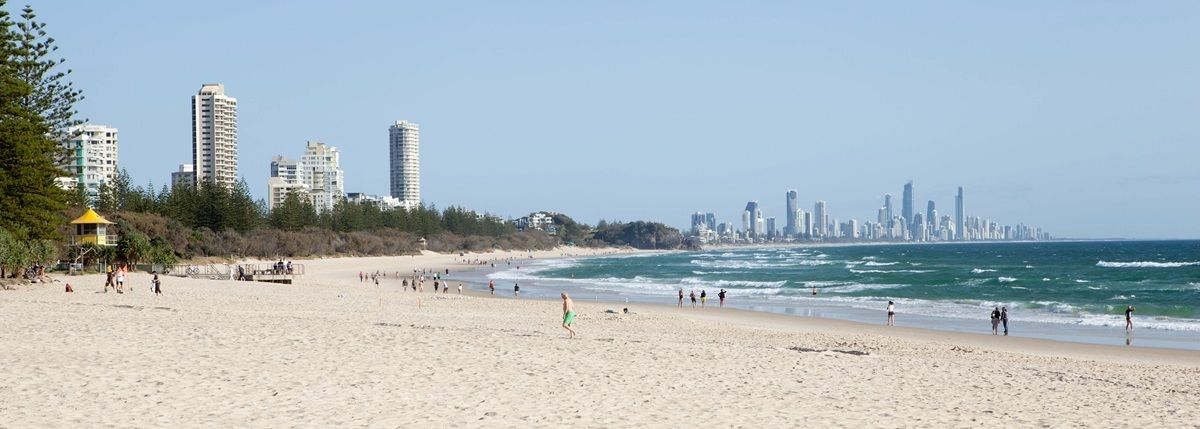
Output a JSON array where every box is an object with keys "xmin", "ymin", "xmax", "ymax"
[{"xmin": 1096, "ymin": 261, "xmax": 1200, "ymax": 268}]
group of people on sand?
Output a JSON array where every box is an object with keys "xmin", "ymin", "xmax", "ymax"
[
  {"xmin": 677, "ymin": 288, "xmax": 727, "ymax": 308},
  {"xmin": 89, "ymin": 264, "xmax": 161, "ymax": 296}
]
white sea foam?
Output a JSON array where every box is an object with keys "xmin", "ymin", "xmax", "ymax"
[
  {"xmin": 1074, "ymin": 279, "xmax": 1090, "ymax": 283},
  {"xmin": 850, "ymin": 269, "xmax": 935, "ymax": 274},
  {"xmin": 998, "ymin": 277, "xmax": 1018, "ymax": 283},
  {"xmin": 1086, "ymin": 286, "xmax": 1103, "ymax": 290},
  {"xmin": 680, "ymin": 278, "xmax": 787, "ymax": 288},
  {"xmin": 1042, "ymin": 278, "xmax": 1051, "ymax": 281},
  {"xmin": 821, "ymin": 283, "xmax": 907, "ymax": 293},
  {"xmin": 861, "ymin": 256, "xmax": 878, "ymax": 260},
  {"xmin": 1096, "ymin": 261, "xmax": 1200, "ymax": 268},
  {"xmin": 803, "ymin": 281, "xmax": 854, "ymax": 287},
  {"xmin": 863, "ymin": 261, "xmax": 899, "ymax": 266},
  {"xmin": 1010, "ymin": 286, "xmax": 1028, "ymax": 290},
  {"xmin": 971, "ymin": 268, "xmax": 998, "ymax": 274}
]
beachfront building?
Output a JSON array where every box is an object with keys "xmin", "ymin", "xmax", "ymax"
[
  {"xmin": 267, "ymin": 156, "xmax": 307, "ymax": 210},
  {"xmin": 266, "ymin": 142, "xmax": 345, "ymax": 213},
  {"xmin": 902, "ymin": 180, "xmax": 914, "ymax": 234},
  {"xmin": 56, "ymin": 124, "xmax": 119, "ymax": 203},
  {"xmin": 299, "ymin": 141, "xmax": 344, "ymax": 212},
  {"xmin": 192, "ymin": 83, "xmax": 238, "ymax": 188},
  {"xmin": 955, "ymin": 186, "xmax": 965, "ymax": 240},
  {"xmin": 813, "ymin": 200, "xmax": 827, "ymax": 238},
  {"xmin": 515, "ymin": 211, "xmax": 558, "ymax": 234},
  {"xmin": 346, "ymin": 192, "xmax": 404, "ymax": 210},
  {"xmin": 266, "ymin": 177, "xmax": 309, "ymax": 210},
  {"xmin": 171, "ymin": 164, "xmax": 194, "ymax": 189},
  {"xmin": 389, "ymin": 120, "xmax": 420, "ymax": 209},
  {"xmin": 785, "ymin": 189, "xmax": 798, "ymax": 238}
]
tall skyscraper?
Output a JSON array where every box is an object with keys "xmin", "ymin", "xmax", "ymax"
[
  {"xmin": 388, "ymin": 120, "xmax": 421, "ymax": 209},
  {"xmin": 744, "ymin": 201, "xmax": 762, "ymax": 238},
  {"xmin": 765, "ymin": 217, "xmax": 777, "ymax": 239},
  {"xmin": 901, "ymin": 181, "xmax": 914, "ymax": 230},
  {"xmin": 690, "ymin": 212, "xmax": 706, "ymax": 234},
  {"xmin": 57, "ymin": 124, "xmax": 119, "ymax": 203},
  {"xmin": 813, "ymin": 200, "xmax": 827, "ymax": 237},
  {"xmin": 785, "ymin": 189, "xmax": 798, "ymax": 237},
  {"xmin": 705, "ymin": 213, "xmax": 716, "ymax": 235},
  {"xmin": 883, "ymin": 194, "xmax": 893, "ymax": 229},
  {"xmin": 955, "ymin": 186, "xmax": 965, "ymax": 241},
  {"xmin": 191, "ymin": 83, "xmax": 238, "ymax": 188},
  {"xmin": 741, "ymin": 210, "xmax": 751, "ymax": 237},
  {"xmin": 299, "ymin": 141, "xmax": 345, "ymax": 212},
  {"xmin": 926, "ymin": 200, "xmax": 936, "ymax": 230}
]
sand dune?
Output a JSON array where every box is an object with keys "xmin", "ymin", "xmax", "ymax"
[{"xmin": 1, "ymin": 249, "xmax": 1196, "ymax": 428}]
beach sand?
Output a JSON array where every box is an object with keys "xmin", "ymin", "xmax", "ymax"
[{"xmin": 2, "ymin": 248, "xmax": 1197, "ymax": 428}]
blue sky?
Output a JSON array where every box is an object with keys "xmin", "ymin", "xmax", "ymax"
[{"xmin": 28, "ymin": 1, "xmax": 1200, "ymax": 238}]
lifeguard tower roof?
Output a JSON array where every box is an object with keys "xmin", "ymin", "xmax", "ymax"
[{"xmin": 70, "ymin": 208, "xmax": 114, "ymax": 225}]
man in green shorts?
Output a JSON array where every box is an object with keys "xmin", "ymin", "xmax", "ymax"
[{"xmin": 561, "ymin": 292, "xmax": 576, "ymax": 339}]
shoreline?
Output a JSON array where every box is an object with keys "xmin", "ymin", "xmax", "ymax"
[{"xmin": 456, "ymin": 249, "xmax": 1200, "ymax": 352}]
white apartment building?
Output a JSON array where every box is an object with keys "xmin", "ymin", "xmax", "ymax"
[
  {"xmin": 171, "ymin": 164, "xmax": 194, "ymax": 188},
  {"xmin": 266, "ymin": 176, "xmax": 309, "ymax": 210},
  {"xmin": 299, "ymin": 141, "xmax": 344, "ymax": 212},
  {"xmin": 192, "ymin": 83, "xmax": 238, "ymax": 188},
  {"xmin": 57, "ymin": 124, "xmax": 119, "ymax": 203},
  {"xmin": 267, "ymin": 143, "xmax": 344, "ymax": 212},
  {"xmin": 388, "ymin": 120, "xmax": 420, "ymax": 209}
]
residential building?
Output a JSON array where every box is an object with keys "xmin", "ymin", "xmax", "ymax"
[
  {"xmin": 57, "ymin": 124, "xmax": 119, "ymax": 203},
  {"xmin": 192, "ymin": 83, "xmax": 238, "ymax": 188},
  {"xmin": 388, "ymin": 120, "xmax": 421, "ymax": 209},
  {"xmin": 299, "ymin": 141, "xmax": 344, "ymax": 212},
  {"xmin": 171, "ymin": 164, "xmax": 194, "ymax": 189}
]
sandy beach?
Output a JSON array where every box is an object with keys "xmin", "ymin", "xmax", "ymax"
[{"xmin": 2, "ymin": 248, "xmax": 1197, "ymax": 428}]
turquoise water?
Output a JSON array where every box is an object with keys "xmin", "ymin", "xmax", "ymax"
[{"xmin": 487, "ymin": 241, "xmax": 1200, "ymax": 333}]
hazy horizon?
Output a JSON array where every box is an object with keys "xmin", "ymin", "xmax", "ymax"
[{"xmin": 31, "ymin": 1, "xmax": 1199, "ymax": 239}]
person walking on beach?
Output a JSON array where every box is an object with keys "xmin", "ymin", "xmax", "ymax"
[
  {"xmin": 153, "ymin": 274, "xmax": 162, "ymax": 296},
  {"xmin": 718, "ymin": 289, "xmax": 726, "ymax": 307},
  {"xmin": 458, "ymin": 283, "xmax": 463, "ymax": 294},
  {"xmin": 514, "ymin": 283, "xmax": 520, "ymax": 298},
  {"xmin": 561, "ymin": 292, "xmax": 577, "ymax": 339},
  {"xmin": 700, "ymin": 290, "xmax": 707, "ymax": 307},
  {"xmin": 678, "ymin": 288, "xmax": 684, "ymax": 307},
  {"xmin": 489, "ymin": 280, "xmax": 495, "ymax": 295},
  {"xmin": 116, "ymin": 268, "xmax": 126, "ymax": 294},
  {"xmin": 1125, "ymin": 305, "xmax": 1135, "ymax": 331},
  {"xmin": 104, "ymin": 265, "xmax": 114, "ymax": 292},
  {"xmin": 689, "ymin": 290, "xmax": 697, "ymax": 308},
  {"xmin": 1001, "ymin": 307, "xmax": 1009, "ymax": 335},
  {"xmin": 886, "ymin": 301, "xmax": 895, "ymax": 326},
  {"xmin": 990, "ymin": 306, "xmax": 1001, "ymax": 335}
]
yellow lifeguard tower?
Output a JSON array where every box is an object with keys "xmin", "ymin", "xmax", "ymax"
[{"xmin": 70, "ymin": 208, "xmax": 116, "ymax": 246}]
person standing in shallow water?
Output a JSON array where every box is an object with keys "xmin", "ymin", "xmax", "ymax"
[
  {"xmin": 718, "ymin": 289, "xmax": 726, "ymax": 307},
  {"xmin": 700, "ymin": 290, "xmax": 707, "ymax": 307},
  {"xmin": 1125, "ymin": 305, "xmax": 1135, "ymax": 331},
  {"xmin": 677, "ymin": 289, "xmax": 684, "ymax": 307},
  {"xmin": 886, "ymin": 301, "xmax": 895, "ymax": 326},
  {"xmin": 689, "ymin": 290, "xmax": 697, "ymax": 308},
  {"xmin": 561, "ymin": 292, "xmax": 576, "ymax": 339}
]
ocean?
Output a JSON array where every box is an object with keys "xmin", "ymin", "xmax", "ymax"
[{"xmin": 477, "ymin": 240, "xmax": 1200, "ymax": 349}]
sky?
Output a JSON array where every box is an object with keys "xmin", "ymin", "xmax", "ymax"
[{"xmin": 25, "ymin": 1, "xmax": 1200, "ymax": 239}]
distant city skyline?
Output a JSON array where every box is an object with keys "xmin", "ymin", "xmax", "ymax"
[
  {"xmin": 689, "ymin": 180, "xmax": 1049, "ymax": 244},
  {"xmin": 34, "ymin": 1, "xmax": 1200, "ymax": 238}
]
